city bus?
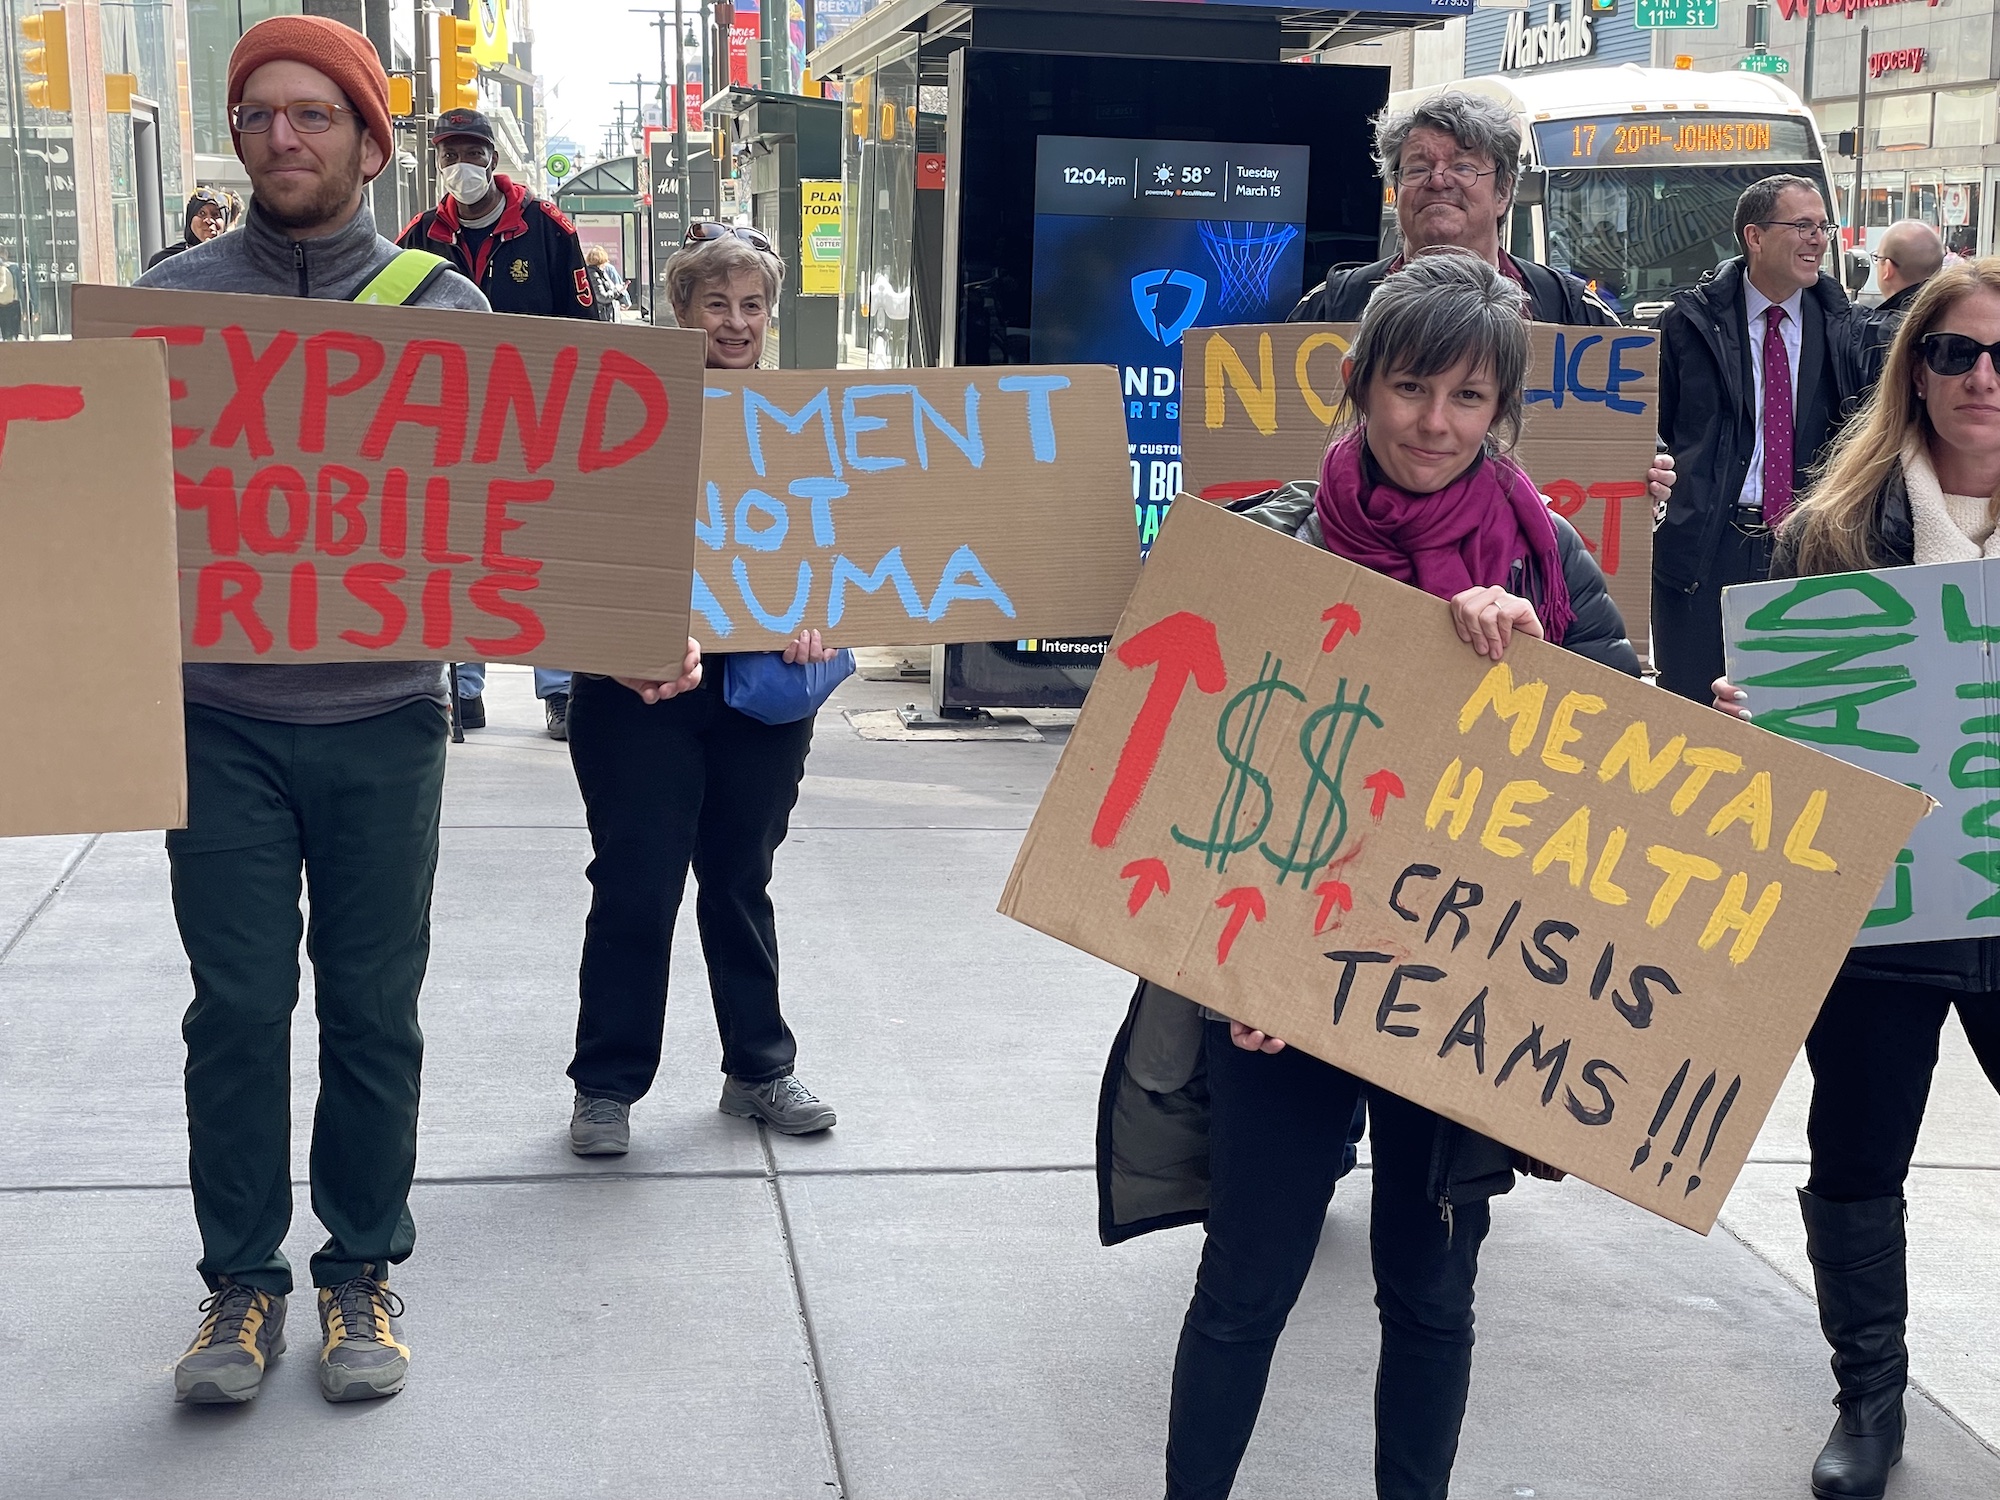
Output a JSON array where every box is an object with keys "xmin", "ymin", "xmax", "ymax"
[{"xmin": 1386, "ymin": 65, "xmax": 1862, "ymax": 325}]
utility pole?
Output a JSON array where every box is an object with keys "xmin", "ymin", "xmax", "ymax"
[
  {"xmin": 633, "ymin": 9, "xmax": 692, "ymax": 240},
  {"xmin": 1851, "ymin": 25, "xmax": 1869, "ymax": 237}
]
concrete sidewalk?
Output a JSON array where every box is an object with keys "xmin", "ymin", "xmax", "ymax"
[{"xmin": 2, "ymin": 664, "xmax": 1996, "ymax": 1499}]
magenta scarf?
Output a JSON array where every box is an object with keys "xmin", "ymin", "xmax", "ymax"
[{"xmin": 1315, "ymin": 428, "xmax": 1574, "ymax": 645}]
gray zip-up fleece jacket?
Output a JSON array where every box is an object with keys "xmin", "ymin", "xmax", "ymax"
[{"xmin": 137, "ymin": 198, "xmax": 490, "ymax": 725}]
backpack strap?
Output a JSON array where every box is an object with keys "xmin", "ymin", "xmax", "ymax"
[{"xmin": 349, "ymin": 248, "xmax": 451, "ymax": 306}]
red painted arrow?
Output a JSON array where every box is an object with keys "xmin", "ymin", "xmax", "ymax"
[
  {"xmin": 1320, "ymin": 602, "xmax": 1362, "ymax": 652},
  {"xmin": 1120, "ymin": 858, "xmax": 1171, "ymax": 917},
  {"xmin": 1090, "ymin": 611, "xmax": 1228, "ymax": 850},
  {"xmin": 1363, "ymin": 769, "xmax": 1406, "ymax": 820},
  {"xmin": 1214, "ymin": 887, "xmax": 1267, "ymax": 965},
  {"xmin": 1311, "ymin": 879, "xmax": 1353, "ymax": 934}
]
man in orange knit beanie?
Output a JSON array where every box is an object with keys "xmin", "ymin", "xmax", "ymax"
[{"xmin": 136, "ymin": 13, "xmax": 488, "ymax": 1411}]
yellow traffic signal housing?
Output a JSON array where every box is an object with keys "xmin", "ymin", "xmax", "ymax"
[
  {"xmin": 388, "ymin": 76, "xmax": 415, "ymax": 117},
  {"xmin": 437, "ymin": 14, "xmax": 479, "ymax": 111},
  {"xmin": 21, "ymin": 8, "xmax": 70, "ymax": 113}
]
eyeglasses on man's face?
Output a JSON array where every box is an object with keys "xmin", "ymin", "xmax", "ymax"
[
  {"xmin": 1755, "ymin": 218, "xmax": 1840, "ymax": 240},
  {"xmin": 231, "ymin": 100, "xmax": 356, "ymax": 135},
  {"xmin": 1395, "ymin": 160, "xmax": 1500, "ymax": 189}
]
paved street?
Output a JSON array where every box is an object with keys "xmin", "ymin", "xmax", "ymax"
[{"xmin": 3, "ymin": 663, "xmax": 1998, "ymax": 1499}]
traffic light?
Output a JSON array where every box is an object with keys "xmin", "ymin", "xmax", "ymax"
[
  {"xmin": 437, "ymin": 13, "xmax": 479, "ymax": 111},
  {"xmin": 20, "ymin": 8, "xmax": 70, "ymax": 113},
  {"xmin": 388, "ymin": 76, "xmax": 415, "ymax": 117}
]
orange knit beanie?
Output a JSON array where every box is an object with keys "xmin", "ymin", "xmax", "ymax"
[{"xmin": 227, "ymin": 16, "xmax": 393, "ymax": 171}]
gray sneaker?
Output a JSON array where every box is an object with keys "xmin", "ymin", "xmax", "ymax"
[
  {"xmin": 569, "ymin": 1092, "xmax": 631, "ymax": 1155},
  {"xmin": 174, "ymin": 1281, "xmax": 286, "ymax": 1404},
  {"xmin": 719, "ymin": 1074, "xmax": 837, "ymax": 1134}
]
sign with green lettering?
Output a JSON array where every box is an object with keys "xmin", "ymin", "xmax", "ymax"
[
  {"xmin": 1636, "ymin": 0, "xmax": 1717, "ymax": 26},
  {"xmin": 1725, "ymin": 561, "xmax": 1988, "ymax": 945}
]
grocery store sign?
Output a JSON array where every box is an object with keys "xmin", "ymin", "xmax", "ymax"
[{"xmin": 1869, "ymin": 47, "xmax": 1926, "ymax": 77}]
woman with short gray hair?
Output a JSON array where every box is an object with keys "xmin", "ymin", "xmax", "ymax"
[
  {"xmin": 563, "ymin": 220, "xmax": 839, "ymax": 1156},
  {"xmin": 1136, "ymin": 250, "xmax": 1636, "ymax": 1500}
]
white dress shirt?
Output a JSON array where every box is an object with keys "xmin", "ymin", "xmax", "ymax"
[{"xmin": 1742, "ymin": 281, "xmax": 1804, "ymax": 513}]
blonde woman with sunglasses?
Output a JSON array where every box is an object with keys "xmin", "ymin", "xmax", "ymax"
[{"xmin": 1713, "ymin": 260, "xmax": 2000, "ymax": 1500}]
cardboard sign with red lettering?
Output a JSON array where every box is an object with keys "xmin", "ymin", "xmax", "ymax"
[
  {"xmin": 695, "ymin": 367, "xmax": 1139, "ymax": 650},
  {"xmin": 0, "ymin": 340, "xmax": 185, "ymax": 836},
  {"xmin": 999, "ymin": 498, "xmax": 1929, "ymax": 1232},
  {"xmin": 72, "ymin": 285, "xmax": 707, "ymax": 679},
  {"xmin": 1179, "ymin": 322, "xmax": 1659, "ymax": 651}
]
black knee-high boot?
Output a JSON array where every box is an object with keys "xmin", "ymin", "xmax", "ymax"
[
  {"xmin": 1800, "ymin": 1188, "xmax": 1908, "ymax": 1500},
  {"xmin": 1163, "ymin": 1320, "xmax": 1281, "ymax": 1500},
  {"xmin": 1373, "ymin": 1335, "xmax": 1473, "ymax": 1500}
]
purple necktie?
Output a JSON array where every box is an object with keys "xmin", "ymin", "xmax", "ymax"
[{"xmin": 1762, "ymin": 305, "xmax": 1795, "ymax": 525}]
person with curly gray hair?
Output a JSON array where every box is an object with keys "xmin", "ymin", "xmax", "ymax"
[
  {"xmin": 1291, "ymin": 89, "xmax": 1615, "ymax": 327},
  {"xmin": 1106, "ymin": 252, "xmax": 1638, "ymax": 1500}
]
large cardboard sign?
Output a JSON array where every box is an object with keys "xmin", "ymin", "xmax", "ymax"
[
  {"xmin": 694, "ymin": 367, "xmax": 1140, "ymax": 650},
  {"xmin": 0, "ymin": 341, "xmax": 185, "ymax": 836},
  {"xmin": 72, "ymin": 285, "xmax": 708, "ymax": 679},
  {"xmin": 1001, "ymin": 499, "xmax": 1928, "ymax": 1232},
  {"xmin": 1179, "ymin": 322, "xmax": 1660, "ymax": 647},
  {"xmin": 1725, "ymin": 558, "xmax": 2000, "ymax": 946}
]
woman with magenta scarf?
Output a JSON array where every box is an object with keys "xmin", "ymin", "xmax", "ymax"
[{"xmin": 1112, "ymin": 251, "xmax": 1639, "ymax": 1500}]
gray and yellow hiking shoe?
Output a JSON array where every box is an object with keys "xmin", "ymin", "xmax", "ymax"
[
  {"xmin": 316, "ymin": 1272, "xmax": 408, "ymax": 1403},
  {"xmin": 719, "ymin": 1074, "xmax": 837, "ymax": 1135},
  {"xmin": 175, "ymin": 1281, "xmax": 286, "ymax": 1404},
  {"xmin": 569, "ymin": 1092, "xmax": 631, "ymax": 1156}
]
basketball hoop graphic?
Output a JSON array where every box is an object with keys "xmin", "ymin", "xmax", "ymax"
[{"xmin": 1198, "ymin": 221, "xmax": 1301, "ymax": 315}]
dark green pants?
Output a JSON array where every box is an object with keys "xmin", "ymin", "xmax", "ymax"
[{"xmin": 168, "ymin": 700, "xmax": 447, "ymax": 1294}]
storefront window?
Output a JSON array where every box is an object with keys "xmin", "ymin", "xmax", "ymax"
[
  {"xmin": 189, "ymin": 0, "xmax": 303, "ymax": 159},
  {"xmin": 102, "ymin": 1, "xmax": 188, "ymax": 285},
  {"xmin": 1873, "ymin": 93, "xmax": 1931, "ymax": 152},
  {"xmin": 1, "ymin": 0, "xmax": 82, "ymax": 333},
  {"xmin": 839, "ymin": 39, "xmax": 916, "ymax": 369},
  {"xmin": 1933, "ymin": 88, "xmax": 1995, "ymax": 151}
]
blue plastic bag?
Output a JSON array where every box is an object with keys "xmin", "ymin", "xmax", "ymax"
[{"xmin": 722, "ymin": 649, "xmax": 857, "ymax": 725}]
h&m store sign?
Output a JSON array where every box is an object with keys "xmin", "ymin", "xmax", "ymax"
[{"xmin": 1470, "ymin": 0, "xmax": 1650, "ymax": 75}]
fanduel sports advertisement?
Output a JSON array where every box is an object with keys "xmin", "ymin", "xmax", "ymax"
[{"xmin": 1030, "ymin": 134, "xmax": 1310, "ymax": 550}]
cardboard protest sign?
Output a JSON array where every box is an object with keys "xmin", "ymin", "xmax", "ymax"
[
  {"xmin": 1725, "ymin": 558, "xmax": 2000, "ymax": 945},
  {"xmin": 0, "ymin": 341, "xmax": 185, "ymax": 836},
  {"xmin": 1001, "ymin": 499, "xmax": 1928, "ymax": 1232},
  {"xmin": 694, "ymin": 367, "xmax": 1139, "ymax": 650},
  {"xmin": 72, "ymin": 285, "xmax": 707, "ymax": 679},
  {"xmin": 1179, "ymin": 322, "xmax": 1660, "ymax": 648}
]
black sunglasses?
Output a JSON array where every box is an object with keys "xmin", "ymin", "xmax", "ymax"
[
  {"xmin": 684, "ymin": 220, "xmax": 773, "ymax": 252},
  {"xmin": 1921, "ymin": 332, "xmax": 2000, "ymax": 377}
]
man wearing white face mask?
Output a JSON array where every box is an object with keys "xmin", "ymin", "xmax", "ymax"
[{"xmin": 400, "ymin": 107, "xmax": 595, "ymax": 735}]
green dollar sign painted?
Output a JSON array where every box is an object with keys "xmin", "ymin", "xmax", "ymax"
[
  {"xmin": 1262, "ymin": 679, "xmax": 1382, "ymax": 886},
  {"xmin": 1171, "ymin": 653, "xmax": 1302, "ymax": 873}
]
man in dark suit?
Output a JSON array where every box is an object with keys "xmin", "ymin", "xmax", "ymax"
[{"xmin": 1653, "ymin": 175, "xmax": 1870, "ymax": 701}]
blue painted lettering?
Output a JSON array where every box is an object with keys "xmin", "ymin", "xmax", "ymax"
[
  {"xmin": 732, "ymin": 556, "xmax": 813, "ymax": 634},
  {"xmin": 828, "ymin": 547, "xmax": 923, "ymax": 627},
  {"xmin": 926, "ymin": 545, "xmax": 1017, "ymax": 621},
  {"xmin": 743, "ymin": 388, "xmax": 841, "ymax": 480},
  {"xmin": 789, "ymin": 476, "xmax": 850, "ymax": 547},
  {"xmin": 911, "ymin": 385, "xmax": 984, "ymax": 469},
  {"xmin": 690, "ymin": 567, "xmax": 734, "ymax": 637},
  {"xmin": 841, "ymin": 385, "xmax": 911, "ymax": 473},
  {"xmin": 997, "ymin": 374, "xmax": 1069, "ymax": 462},
  {"xmin": 696, "ymin": 481, "xmax": 726, "ymax": 550},
  {"xmin": 733, "ymin": 490, "xmax": 788, "ymax": 552}
]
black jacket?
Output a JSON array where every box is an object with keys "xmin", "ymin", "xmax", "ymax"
[
  {"xmin": 1851, "ymin": 280, "xmax": 1922, "ymax": 383},
  {"xmin": 1654, "ymin": 259, "xmax": 1871, "ymax": 595},
  {"xmin": 1769, "ymin": 471, "xmax": 2000, "ymax": 994},
  {"xmin": 399, "ymin": 175, "xmax": 595, "ymax": 320},
  {"xmin": 1289, "ymin": 253, "xmax": 1619, "ymax": 327},
  {"xmin": 1093, "ymin": 477, "xmax": 1640, "ymax": 1246}
]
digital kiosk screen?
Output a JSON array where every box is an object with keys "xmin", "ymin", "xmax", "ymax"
[{"xmin": 1030, "ymin": 134, "xmax": 1310, "ymax": 552}]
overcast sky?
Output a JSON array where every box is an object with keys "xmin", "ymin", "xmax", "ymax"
[{"xmin": 533, "ymin": 0, "xmax": 713, "ymax": 162}]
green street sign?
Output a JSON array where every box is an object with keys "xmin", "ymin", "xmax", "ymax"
[
  {"xmin": 546, "ymin": 152, "xmax": 573, "ymax": 178},
  {"xmin": 1635, "ymin": 0, "xmax": 1718, "ymax": 27},
  {"xmin": 1738, "ymin": 53, "xmax": 1792, "ymax": 74}
]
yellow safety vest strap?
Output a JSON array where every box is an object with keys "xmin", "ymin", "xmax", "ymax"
[{"xmin": 349, "ymin": 249, "xmax": 450, "ymax": 306}]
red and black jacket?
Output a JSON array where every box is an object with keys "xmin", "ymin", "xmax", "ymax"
[{"xmin": 399, "ymin": 175, "xmax": 594, "ymax": 319}]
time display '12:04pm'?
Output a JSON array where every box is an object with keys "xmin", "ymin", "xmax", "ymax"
[{"xmin": 1532, "ymin": 113, "xmax": 1817, "ymax": 169}]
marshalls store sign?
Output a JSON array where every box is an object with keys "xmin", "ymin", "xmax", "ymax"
[{"xmin": 1500, "ymin": 4, "xmax": 1596, "ymax": 71}]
